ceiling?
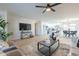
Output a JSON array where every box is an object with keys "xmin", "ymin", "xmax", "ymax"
[{"xmin": 0, "ymin": 3, "xmax": 79, "ymax": 22}]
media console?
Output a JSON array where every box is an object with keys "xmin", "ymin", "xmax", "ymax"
[{"xmin": 20, "ymin": 30, "xmax": 33, "ymax": 39}]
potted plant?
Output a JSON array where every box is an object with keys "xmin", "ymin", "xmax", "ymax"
[{"xmin": 0, "ymin": 17, "xmax": 13, "ymax": 42}]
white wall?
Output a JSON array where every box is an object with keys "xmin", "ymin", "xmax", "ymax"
[
  {"xmin": 0, "ymin": 10, "xmax": 7, "ymax": 20},
  {"xmin": 7, "ymin": 13, "xmax": 36, "ymax": 40}
]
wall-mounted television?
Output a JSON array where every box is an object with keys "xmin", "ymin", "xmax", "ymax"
[{"xmin": 19, "ymin": 23, "xmax": 31, "ymax": 31}]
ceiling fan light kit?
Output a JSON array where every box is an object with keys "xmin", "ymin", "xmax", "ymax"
[{"xmin": 46, "ymin": 8, "xmax": 51, "ymax": 11}]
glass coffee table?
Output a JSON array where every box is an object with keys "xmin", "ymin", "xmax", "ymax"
[{"xmin": 37, "ymin": 39, "xmax": 59, "ymax": 56}]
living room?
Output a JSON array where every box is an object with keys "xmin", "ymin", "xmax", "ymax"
[{"xmin": 0, "ymin": 3, "xmax": 79, "ymax": 56}]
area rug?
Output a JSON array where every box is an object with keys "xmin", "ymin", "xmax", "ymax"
[{"xmin": 19, "ymin": 43, "xmax": 70, "ymax": 56}]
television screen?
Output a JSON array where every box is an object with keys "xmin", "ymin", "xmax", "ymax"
[{"xmin": 19, "ymin": 23, "xmax": 31, "ymax": 30}]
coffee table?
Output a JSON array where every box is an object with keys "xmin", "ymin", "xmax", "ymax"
[{"xmin": 37, "ymin": 39, "xmax": 59, "ymax": 56}]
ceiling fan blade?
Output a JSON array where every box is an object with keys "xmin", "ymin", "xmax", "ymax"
[
  {"xmin": 35, "ymin": 6, "xmax": 46, "ymax": 8},
  {"xmin": 51, "ymin": 3, "xmax": 61, "ymax": 7},
  {"xmin": 50, "ymin": 8, "xmax": 55, "ymax": 12},
  {"xmin": 42, "ymin": 9, "xmax": 46, "ymax": 14}
]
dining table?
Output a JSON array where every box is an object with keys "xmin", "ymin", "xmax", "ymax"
[{"xmin": 63, "ymin": 30, "xmax": 77, "ymax": 37}]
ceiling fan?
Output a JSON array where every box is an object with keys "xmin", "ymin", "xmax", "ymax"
[{"xmin": 35, "ymin": 3, "xmax": 61, "ymax": 14}]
